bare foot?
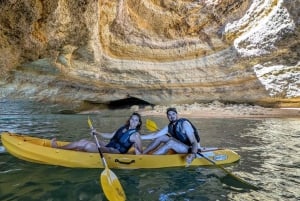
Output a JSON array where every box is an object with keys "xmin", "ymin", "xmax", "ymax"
[{"xmin": 51, "ymin": 138, "xmax": 58, "ymax": 148}]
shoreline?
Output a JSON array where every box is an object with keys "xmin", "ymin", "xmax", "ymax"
[{"xmin": 138, "ymin": 102, "xmax": 300, "ymax": 119}]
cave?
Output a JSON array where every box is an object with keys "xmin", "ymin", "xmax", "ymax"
[{"xmin": 108, "ymin": 97, "xmax": 153, "ymax": 109}]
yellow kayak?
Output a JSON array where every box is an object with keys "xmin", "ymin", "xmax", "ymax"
[{"xmin": 1, "ymin": 132, "xmax": 240, "ymax": 169}]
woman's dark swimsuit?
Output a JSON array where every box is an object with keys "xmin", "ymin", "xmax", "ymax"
[{"xmin": 105, "ymin": 126, "xmax": 136, "ymax": 153}]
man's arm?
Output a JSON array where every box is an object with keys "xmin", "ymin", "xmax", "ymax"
[
  {"xmin": 183, "ymin": 121, "xmax": 198, "ymax": 164},
  {"xmin": 92, "ymin": 129, "xmax": 116, "ymax": 139},
  {"xmin": 141, "ymin": 126, "xmax": 168, "ymax": 140}
]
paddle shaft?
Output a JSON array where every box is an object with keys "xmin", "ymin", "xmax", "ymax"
[
  {"xmin": 197, "ymin": 151, "xmax": 259, "ymax": 190},
  {"xmin": 197, "ymin": 152, "xmax": 234, "ymax": 173},
  {"xmin": 146, "ymin": 118, "xmax": 259, "ymax": 190},
  {"xmin": 88, "ymin": 119, "xmax": 108, "ymax": 167},
  {"xmin": 88, "ymin": 117, "xmax": 126, "ymax": 201},
  {"xmin": 92, "ymin": 132, "xmax": 108, "ymax": 167},
  {"xmin": 197, "ymin": 152, "xmax": 217, "ymax": 165},
  {"xmin": 197, "ymin": 151, "xmax": 235, "ymax": 176}
]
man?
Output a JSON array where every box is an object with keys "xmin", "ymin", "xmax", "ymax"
[{"xmin": 141, "ymin": 107, "xmax": 201, "ymax": 164}]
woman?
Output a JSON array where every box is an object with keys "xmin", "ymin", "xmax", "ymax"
[{"xmin": 51, "ymin": 112, "xmax": 143, "ymax": 154}]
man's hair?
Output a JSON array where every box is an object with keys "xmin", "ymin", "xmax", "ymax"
[{"xmin": 166, "ymin": 107, "xmax": 177, "ymax": 115}]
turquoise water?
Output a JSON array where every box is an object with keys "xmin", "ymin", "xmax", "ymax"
[{"xmin": 0, "ymin": 100, "xmax": 299, "ymax": 201}]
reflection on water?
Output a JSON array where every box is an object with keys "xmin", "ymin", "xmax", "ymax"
[
  {"xmin": 0, "ymin": 100, "xmax": 299, "ymax": 201},
  {"xmin": 232, "ymin": 119, "xmax": 300, "ymax": 201}
]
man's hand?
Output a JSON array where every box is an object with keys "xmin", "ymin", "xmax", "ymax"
[{"xmin": 186, "ymin": 153, "xmax": 196, "ymax": 165}]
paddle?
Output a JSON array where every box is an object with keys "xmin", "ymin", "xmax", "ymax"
[
  {"xmin": 88, "ymin": 117, "xmax": 126, "ymax": 201},
  {"xmin": 145, "ymin": 119, "xmax": 260, "ymax": 190}
]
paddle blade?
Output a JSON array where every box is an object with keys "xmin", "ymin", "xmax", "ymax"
[
  {"xmin": 218, "ymin": 165, "xmax": 260, "ymax": 190},
  {"xmin": 101, "ymin": 168, "xmax": 126, "ymax": 201},
  {"xmin": 87, "ymin": 117, "xmax": 93, "ymax": 129},
  {"xmin": 197, "ymin": 152, "xmax": 259, "ymax": 190},
  {"xmin": 146, "ymin": 119, "xmax": 159, "ymax": 132}
]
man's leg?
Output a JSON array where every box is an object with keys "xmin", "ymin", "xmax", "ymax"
[
  {"xmin": 153, "ymin": 138, "xmax": 189, "ymax": 154},
  {"xmin": 143, "ymin": 135, "xmax": 170, "ymax": 154}
]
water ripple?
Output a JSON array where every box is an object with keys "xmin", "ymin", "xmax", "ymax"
[{"xmin": 1, "ymin": 100, "xmax": 299, "ymax": 200}]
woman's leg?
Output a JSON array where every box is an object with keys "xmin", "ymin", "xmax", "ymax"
[
  {"xmin": 60, "ymin": 139, "xmax": 91, "ymax": 150},
  {"xmin": 51, "ymin": 138, "xmax": 120, "ymax": 153},
  {"xmin": 51, "ymin": 139, "xmax": 94, "ymax": 151},
  {"xmin": 81, "ymin": 141, "xmax": 120, "ymax": 153}
]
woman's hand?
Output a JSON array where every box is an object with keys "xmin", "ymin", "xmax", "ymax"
[
  {"xmin": 90, "ymin": 128, "xmax": 97, "ymax": 137},
  {"xmin": 134, "ymin": 143, "xmax": 142, "ymax": 155}
]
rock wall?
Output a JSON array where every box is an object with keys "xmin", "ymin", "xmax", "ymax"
[{"xmin": 0, "ymin": 0, "xmax": 299, "ymax": 110}]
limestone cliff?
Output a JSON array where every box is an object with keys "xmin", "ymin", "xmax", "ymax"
[{"xmin": 0, "ymin": 0, "xmax": 299, "ymax": 111}]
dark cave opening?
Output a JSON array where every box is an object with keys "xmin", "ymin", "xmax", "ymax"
[{"xmin": 108, "ymin": 97, "xmax": 153, "ymax": 109}]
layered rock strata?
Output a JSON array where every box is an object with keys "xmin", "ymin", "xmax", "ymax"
[{"xmin": 0, "ymin": 0, "xmax": 299, "ymax": 111}]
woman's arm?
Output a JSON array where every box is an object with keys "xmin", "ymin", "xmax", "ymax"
[
  {"xmin": 140, "ymin": 126, "xmax": 168, "ymax": 140},
  {"xmin": 92, "ymin": 129, "xmax": 116, "ymax": 139},
  {"xmin": 131, "ymin": 132, "xmax": 143, "ymax": 155}
]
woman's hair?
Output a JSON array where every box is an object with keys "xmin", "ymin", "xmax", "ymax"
[{"xmin": 126, "ymin": 112, "xmax": 142, "ymax": 131}]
